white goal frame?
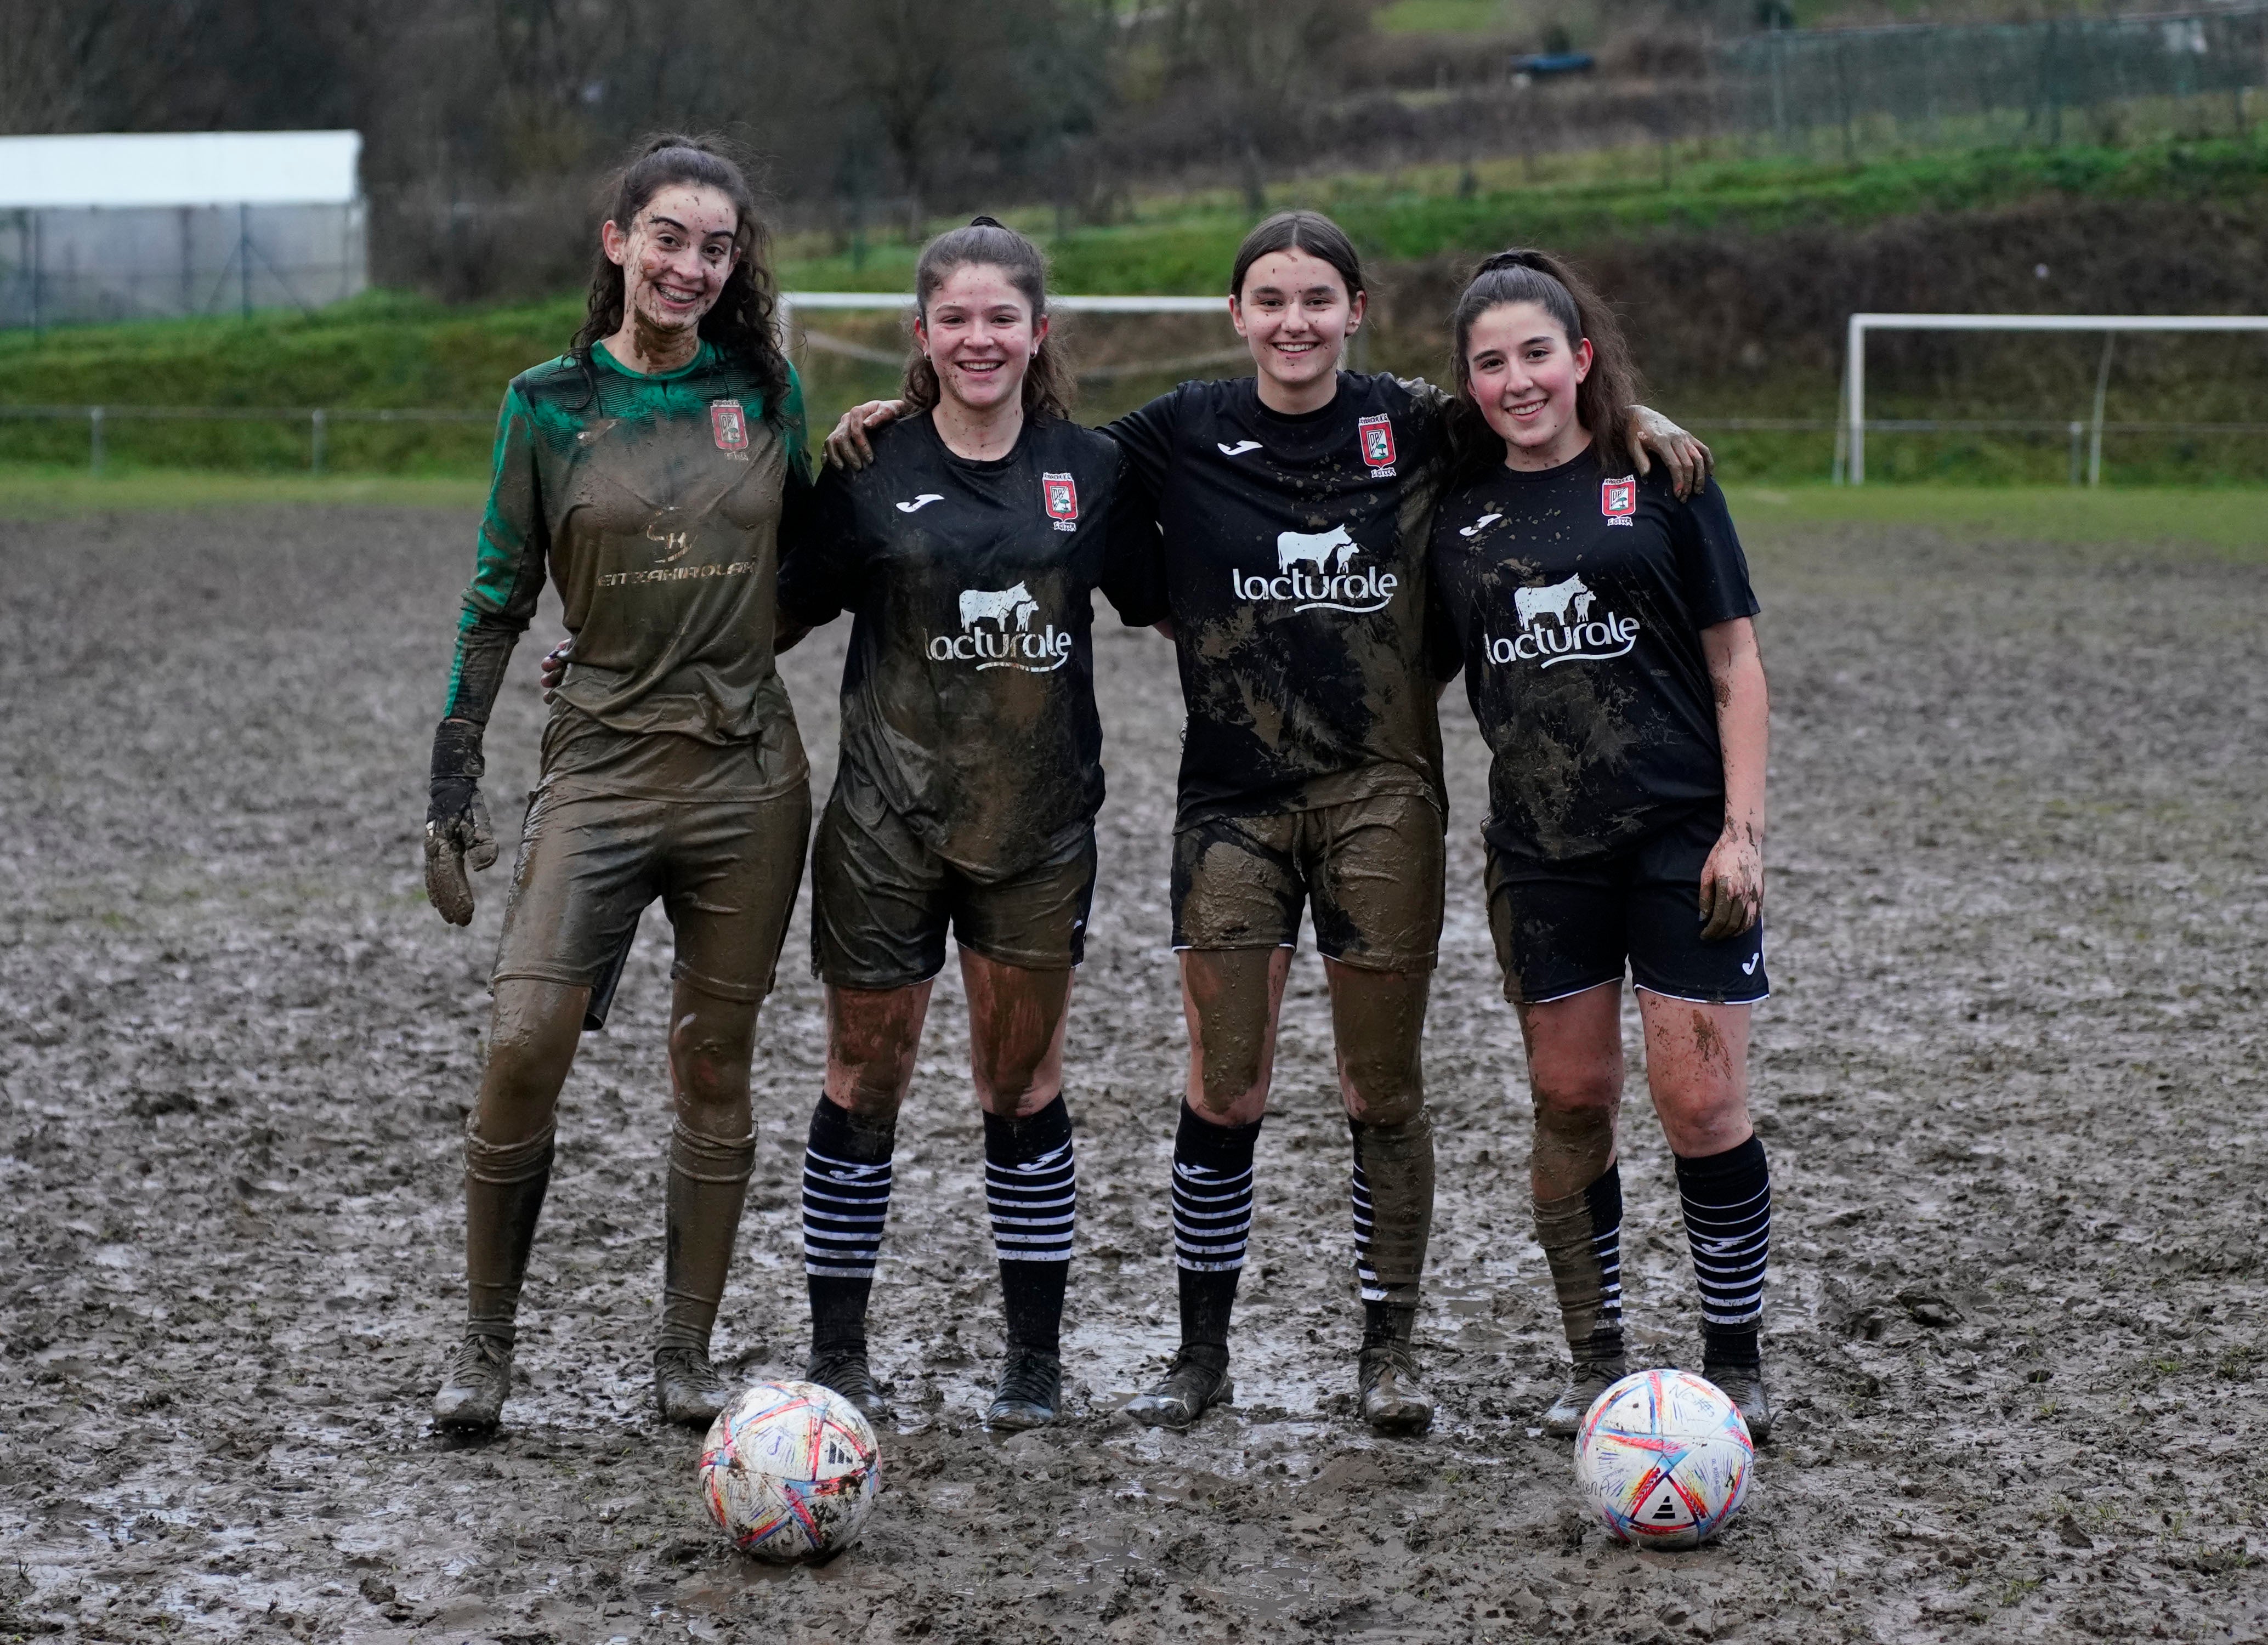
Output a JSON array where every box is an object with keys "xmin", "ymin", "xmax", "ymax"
[{"xmin": 1844, "ymin": 312, "xmax": 2268, "ymax": 485}]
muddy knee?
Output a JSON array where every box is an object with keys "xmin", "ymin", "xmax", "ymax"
[
  {"xmin": 1328, "ymin": 965, "xmax": 1428, "ymax": 1125},
  {"xmin": 670, "ymin": 990, "xmax": 757, "ymax": 1128},
  {"xmin": 477, "ymin": 981, "xmax": 585, "ymax": 1142}
]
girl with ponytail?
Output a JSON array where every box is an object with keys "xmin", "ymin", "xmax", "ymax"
[
  {"xmin": 767, "ymin": 217, "xmax": 1152, "ymax": 1431},
  {"xmin": 1426, "ymin": 247, "xmax": 1777, "ymax": 1440}
]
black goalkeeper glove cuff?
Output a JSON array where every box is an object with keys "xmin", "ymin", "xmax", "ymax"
[{"xmin": 428, "ymin": 718, "xmax": 487, "ymax": 826}]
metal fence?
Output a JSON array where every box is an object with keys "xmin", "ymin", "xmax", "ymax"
[
  {"xmin": 1716, "ymin": 7, "xmax": 2268, "ymax": 154},
  {"xmin": 0, "ymin": 202, "xmax": 367, "ymax": 331}
]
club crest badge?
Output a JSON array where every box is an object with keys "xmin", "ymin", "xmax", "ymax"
[
  {"xmin": 1601, "ymin": 475, "xmax": 1637, "ymax": 525},
  {"xmin": 1357, "ymin": 413, "xmax": 1397, "ymax": 474},
  {"xmin": 1042, "ymin": 472, "xmax": 1080, "ymax": 532},
  {"xmin": 710, "ymin": 400, "xmax": 749, "ymax": 452}
]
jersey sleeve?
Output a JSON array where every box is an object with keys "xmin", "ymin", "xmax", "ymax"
[
  {"xmin": 1671, "ymin": 478, "xmax": 1761, "ymax": 628},
  {"xmin": 778, "ymin": 460, "xmax": 862, "ymax": 629},
  {"xmin": 1096, "ymin": 451, "xmax": 1167, "ymax": 626},
  {"xmin": 440, "ymin": 384, "xmax": 548, "ymax": 725},
  {"xmin": 1098, "ymin": 382, "xmax": 1185, "ymax": 497}
]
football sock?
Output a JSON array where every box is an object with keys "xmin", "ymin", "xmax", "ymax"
[
  {"xmin": 1171, "ymin": 1102, "xmax": 1262, "ymax": 1351},
  {"xmin": 658, "ymin": 1116, "xmax": 757, "ymax": 1355},
  {"xmin": 982, "ymin": 1096, "xmax": 1077, "ymax": 1357},
  {"xmin": 1675, "ymin": 1134, "xmax": 1771, "ymax": 1367},
  {"xmin": 802, "ymin": 1095, "xmax": 897, "ymax": 1355},
  {"xmin": 1533, "ymin": 1162, "xmax": 1626, "ymax": 1365},
  {"xmin": 462, "ymin": 1121, "xmax": 555, "ymax": 1347},
  {"xmin": 1348, "ymin": 1109, "xmax": 1435, "ymax": 1348}
]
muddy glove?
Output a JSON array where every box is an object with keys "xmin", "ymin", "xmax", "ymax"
[{"xmin": 425, "ymin": 718, "xmax": 498, "ymax": 926}]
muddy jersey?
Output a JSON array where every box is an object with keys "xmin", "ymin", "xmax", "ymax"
[
  {"xmin": 1427, "ymin": 450, "xmax": 1759, "ymax": 863},
  {"xmin": 779, "ymin": 411, "xmax": 1148, "ymax": 876},
  {"xmin": 442, "ymin": 342, "xmax": 815, "ymax": 800},
  {"xmin": 1105, "ymin": 372, "xmax": 1450, "ymax": 827}
]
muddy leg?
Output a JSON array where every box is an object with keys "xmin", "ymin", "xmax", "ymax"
[
  {"xmin": 1327, "ymin": 960, "xmax": 1436, "ymax": 1435},
  {"xmin": 802, "ymin": 982, "xmax": 929, "ymax": 1418},
  {"xmin": 1640, "ymin": 995, "xmax": 1772, "ymax": 1433},
  {"xmin": 963, "ymin": 952, "xmax": 1076, "ymax": 1360},
  {"xmin": 437, "ymin": 980, "xmax": 583, "ymax": 1430},
  {"xmin": 1517, "ymin": 982, "xmax": 1631, "ymax": 1434}
]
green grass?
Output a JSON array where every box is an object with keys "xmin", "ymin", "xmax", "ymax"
[
  {"xmin": 0, "ymin": 463, "xmax": 486, "ymax": 520},
  {"xmin": 2, "ymin": 130, "xmax": 2263, "ymax": 482},
  {"xmin": 1374, "ymin": 0, "xmax": 1516, "ymax": 33},
  {"xmin": 4, "ymin": 463, "xmax": 2257, "ymax": 561},
  {"xmin": 1727, "ymin": 483, "xmax": 2268, "ymax": 558}
]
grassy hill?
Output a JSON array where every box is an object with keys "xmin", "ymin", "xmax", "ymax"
[{"xmin": 3, "ymin": 130, "xmax": 2263, "ymax": 481}]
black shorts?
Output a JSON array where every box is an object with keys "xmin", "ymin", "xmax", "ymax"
[
  {"xmin": 1484, "ymin": 804, "xmax": 1768, "ymax": 1007},
  {"xmin": 1170, "ymin": 791, "xmax": 1445, "ymax": 974},
  {"xmin": 810, "ymin": 776, "xmax": 1097, "ymax": 991}
]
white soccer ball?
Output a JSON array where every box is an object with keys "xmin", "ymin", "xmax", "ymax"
[
  {"xmin": 699, "ymin": 1381, "xmax": 880, "ymax": 1562},
  {"xmin": 1574, "ymin": 1368, "xmax": 1753, "ymax": 1549}
]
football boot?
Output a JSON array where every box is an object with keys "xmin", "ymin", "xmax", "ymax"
[
  {"xmin": 433, "ymin": 1334, "xmax": 513, "ymax": 1431},
  {"xmin": 654, "ymin": 1345, "xmax": 733, "ymax": 1428},
  {"xmin": 1358, "ymin": 1340, "xmax": 1436, "ymax": 1436},
  {"xmin": 806, "ymin": 1346, "xmax": 891, "ymax": 1422},
  {"xmin": 1122, "ymin": 1343, "xmax": 1233, "ymax": 1430},
  {"xmin": 985, "ymin": 1349, "xmax": 1063, "ymax": 1431},
  {"xmin": 1541, "ymin": 1355, "xmax": 1628, "ymax": 1438},
  {"xmin": 1704, "ymin": 1357, "xmax": 1774, "ymax": 1443}
]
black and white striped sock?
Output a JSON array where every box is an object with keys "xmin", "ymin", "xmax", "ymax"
[
  {"xmin": 802, "ymin": 1096, "xmax": 896, "ymax": 1354},
  {"xmin": 983, "ymin": 1096, "xmax": 1076, "ymax": 1355},
  {"xmin": 1172, "ymin": 1101, "xmax": 1262, "ymax": 1349},
  {"xmin": 1675, "ymin": 1134, "xmax": 1771, "ymax": 1367}
]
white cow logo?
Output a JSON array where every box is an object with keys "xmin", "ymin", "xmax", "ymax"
[
  {"xmin": 931, "ymin": 581, "xmax": 1070, "ymax": 672},
  {"xmin": 1276, "ymin": 524, "xmax": 1357, "ymax": 575},
  {"xmin": 959, "ymin": 581, "xmax": 1041, "ymax": 633},
  {"xmin": 1515, "ymin": 574, "xmax": 1596, "ymax": 631}
]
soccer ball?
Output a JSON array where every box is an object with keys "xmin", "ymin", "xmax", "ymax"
[
  {"xmin": 699, "ymin": 1381, "xmax": 880, "ymax": 1562},
  {"xmin": 1573, "ymin": 1368, "xmax": 1753, "ymax": 1549}
]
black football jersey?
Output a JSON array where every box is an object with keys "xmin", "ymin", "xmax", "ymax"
[
  {"xmin": 1106, "ymin": 372, "xmax": 1450, "ymax": 827},
  {"xmin": 782, "ymin": 410, "xmax": 1149, "ymax": 875}
]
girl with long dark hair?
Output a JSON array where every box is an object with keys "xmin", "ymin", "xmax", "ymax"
[
  {"xmin": 826, "ymin": 211, "xmax": 1710, "ymax": 1437},
  {"xmin": 423, "ymin": 134, "xmax": 815, "ymax": 1432},
  {"xmin": 1425, "ymin": 249, "xmax": 1775, "ymax": 1438},
  {"xmin": 772, "ymin": 219, "xmax": 1148, "ymax": 1430}
]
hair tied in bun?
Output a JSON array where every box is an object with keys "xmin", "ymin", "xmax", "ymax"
[{"xmin": 970, "ymin": 214, "xmax": 1006, "ymax": 229}]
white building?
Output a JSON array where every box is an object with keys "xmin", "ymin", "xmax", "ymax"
[{"xmin": 0, "ymin": 131, "xmax": 365, "ymax": 329}]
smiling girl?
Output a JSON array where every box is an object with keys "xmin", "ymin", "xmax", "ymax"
[
  {"xmin": 423, "ymin": 136, "xmax": 815, "ymax": 1432},
  {"xmin": 774, "ymin": 219, "xmax": 1149, "ymax": 1430},
  {"xmin": 1425, "ymin": 249, "xmax": 1775, "ymax": 1439}
]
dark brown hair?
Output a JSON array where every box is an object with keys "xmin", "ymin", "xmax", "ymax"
[
  {"xmin": 1229, "ymin": 209, "xmax": 1367, "ymax": 304},
  {"xmin": 569, "ymin": 134, "xmax": 791, "ymax": 422},
  {"xmin": 1442, "ymin": 247, "xmax": 1642, "ymax": 481},
  {"xmin": 901, "ymin": 217, "xmax": 1076, "ymax": 421}
]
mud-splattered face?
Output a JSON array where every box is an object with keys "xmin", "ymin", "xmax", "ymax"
[
  {"xmin": 601, "ymin": 184, "xmax": 741, "ymax": 344},
  {"xmin": 1231, "ymin": 249, "xmax": 1365, "ymax": 399},
  {"xmin": 915, "ymin": 263, "xmax": 1048, "ymax": 417},
  {"xmin": 1464, "ymin": 300, "xmax": 1595, "ymax": 470}
]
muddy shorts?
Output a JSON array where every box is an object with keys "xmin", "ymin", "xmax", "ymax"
[
  {"xmin": 1170, "ymin": 792, "xmax": 1445, "ymax": 973},
  {"xmin": 810, "ymin": 779, "xmax": 1097, "ymax": 991},
  {"xmin": 1484, "ymin": 803, "xmax": 1768, "ymax": 1007},
  {"xmin": 492, "ymin": 782, "xmax": 811, "ymax": 1030}
]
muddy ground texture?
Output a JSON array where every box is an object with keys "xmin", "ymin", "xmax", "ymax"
[{"xmin": 2, "ymin": 504, "xmax": 2263, "ymax": 1644}]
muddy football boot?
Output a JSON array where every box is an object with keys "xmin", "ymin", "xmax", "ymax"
[
  {"xmin": 1541, "ymin": 1355, "xmax": 1628, "ymax": 1438},
  {"xmin": 985, "ymin": 1349, "xmax": 1063, "ymax": 1432},
  {"xmin": 1122, "ymin": 1344, "xmax": 1233, "ymax": 1430},
  {"xmin": 1359, "ymin": 1341, "xmax": 1436, "ymax": 1436},
  {"xmin": 1705, "ymin": 1358, "xmax": 1774, "ymax": 1443},
  {"xmin": 807, "ymin": 1347, "xmax": 890, "ymax": 1422},
  {"xmin": 654, "ymin": 1346, "xmax": 734, "ymax": 1428},
  {"xmin": 433, "ymin": 1334, "xmax": 513, "ymax": 1431}
]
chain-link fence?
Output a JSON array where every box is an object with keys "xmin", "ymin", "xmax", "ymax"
[{"xmin": 1717, "ymin": 7, "xmax": 2268, "ymax": 155}]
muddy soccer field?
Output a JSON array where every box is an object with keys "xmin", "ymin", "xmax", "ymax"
[{"xmin": 2, "ymin": 501, "xmax": 2263, "ymax": 1644}]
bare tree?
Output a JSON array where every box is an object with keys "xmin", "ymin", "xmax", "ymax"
[{"xmin": 1161, "ymin": 0, "xmax": 1371, "ymax": 212}]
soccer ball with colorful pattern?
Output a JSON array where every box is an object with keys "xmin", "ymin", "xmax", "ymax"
[
  {"xmin": 1574, "ymin": 1368, "xmax": 1753, "ymax": 1549},
  {"xmin": 699, "ymin": 1381, "xmax": 880, "ymax": 1561}
]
